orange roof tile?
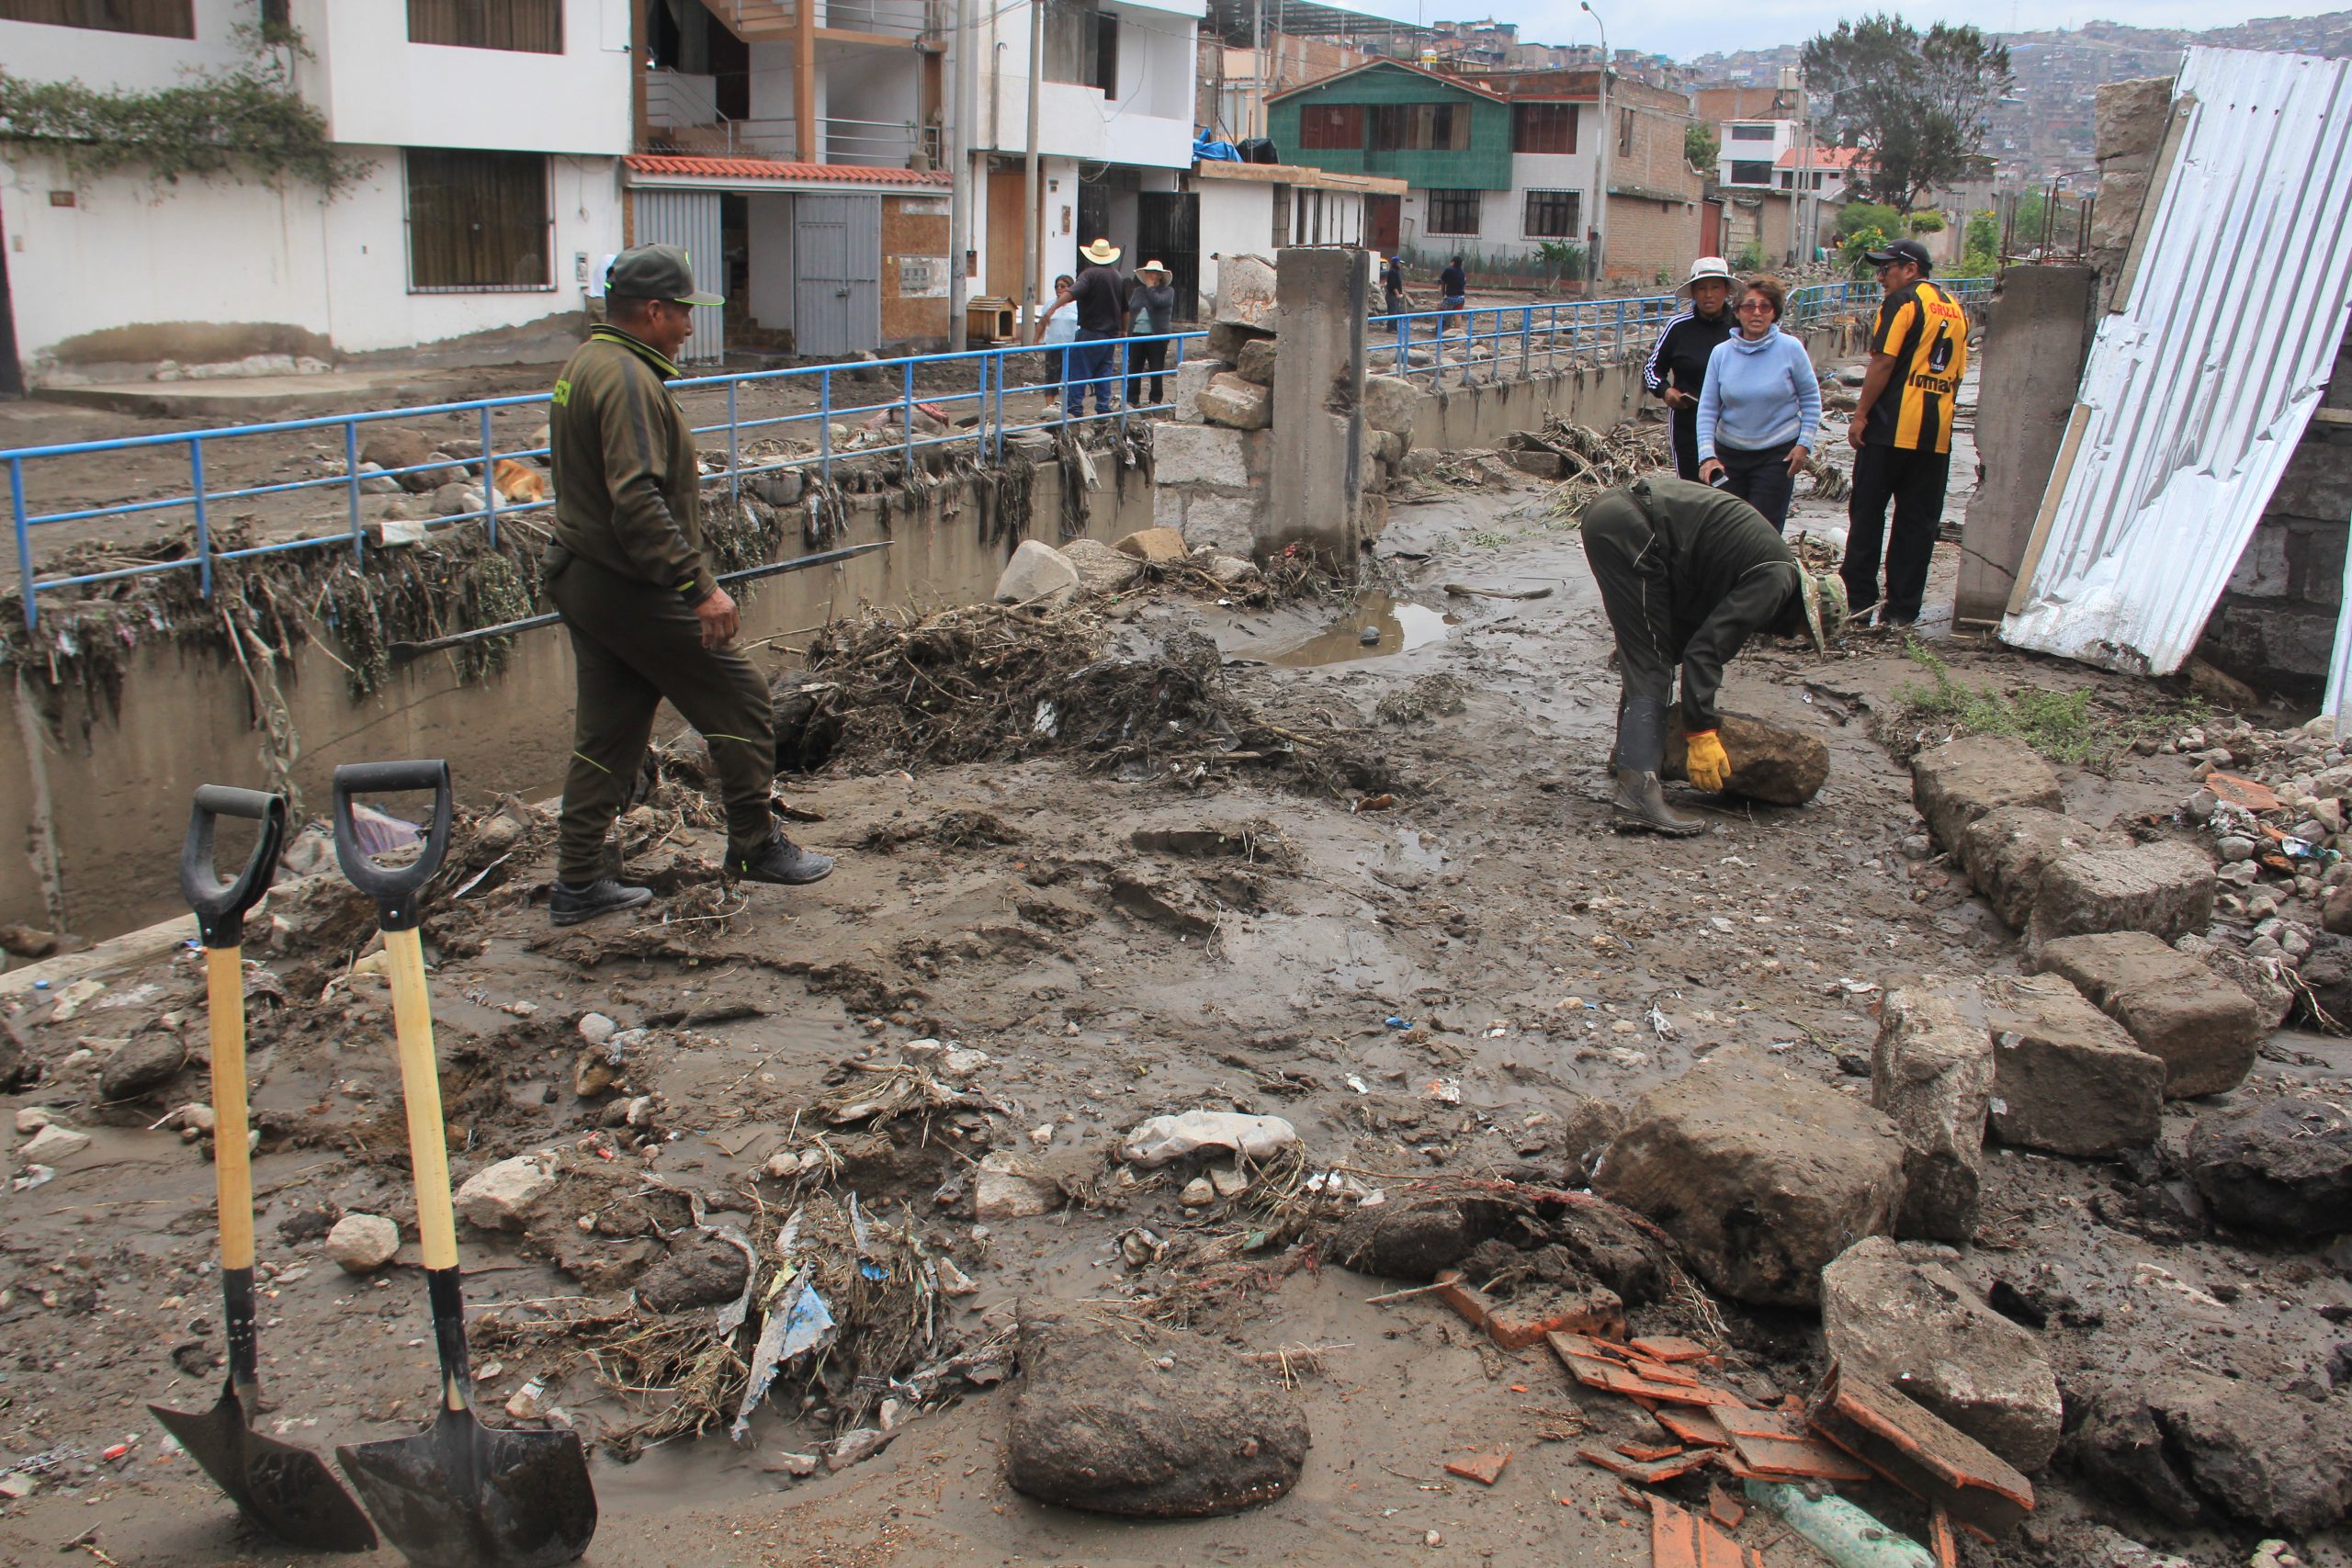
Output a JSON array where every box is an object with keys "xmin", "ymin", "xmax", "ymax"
[{"xmin": 623, "ymin": 154, "xmax": 952, "ymax": 186}]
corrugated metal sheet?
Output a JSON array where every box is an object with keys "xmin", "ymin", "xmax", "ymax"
[
  {"xmin": 2000, "ymin": 47, "xmax": 2352, "ymax": 674},
  {"xmin": 624, "ymin": 154, "xmax": 953, "ymax": 187},
  {"xmin": 793, "ymin": 194, "xmax": 882, "ymax": 358},
  {"xmin": 631, "ymin": 189, "xmax": 728, "ymax": 366},
  {"xmin": 2326, "ymin": 536, "xmax": 2352, "ymax": 737}
]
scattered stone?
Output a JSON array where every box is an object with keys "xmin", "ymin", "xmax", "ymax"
[
  {"xmin": 825, "ymin": 1428, "xmax": 893, "ymax": 1470},
  {"xmin": 1005, "ymin": 1304, "xmax": 1308, "ymax": 1516},
  {"xmin": 1871, "ymin": 988, "xmax": 1994, "ymax": 1241},
  {"xmin": 454, "ymin": 1153, "xmax": 558, "ymax": 1231},
  {"xmin": 763, "ymin": 1450, "xmax": 820, "ymax": 1477},
  {"xmin": 1592, "ymin": 1046, "xmax": 1905, "ymax": 1308},
  {"xmin": 504, "ymin": 1380, "xmax": 548, "ymax": 1421},
  {"xmin": 1121, "ymin": 1111, "xmax": 1298, "ymax": 1167},
  {"xmin": 1820, "ymin": 1236, "xmax": 2063, "ymax": 1472},
  {"xmin": 14, "ymin": 1109, "xmax": 50, "ymax": 1135},
  {"xmin": 19, "ymin": 1122, "xmax": 89, "ymax": 1162},
  {"xmin": 993, "ymin": 538, "xmax": 1080, "ymax": 609},
  {"xmin": 1912, "ymin": 736, "xmax": 2064, "ymax": 858},
  {"xmin": 1201, "ymin": 553, "xmax": 1261, "ymax": 588},
  {"xmin": 2030, "ymin": 932, "xmax": 2259, "ymax": 1098},
  {"xmin": 325, "ymin": 1213, "xmax": 401, "ymax": 1274},
  {"xmin": 2186, "ymin": 1098, "xmax": 2352, "ymax": 1237},
  {"xmin": 1362, "ymin": 374, "xmax": 1419, "ymax": 439},
  {"xmin": 1960, "ymin": 807, "xmax": 2129, "ymax": 928},
  {"xmin": 1984, "ymin": 975, "xmax": 2165, "ymax": 1156},
  {"xmin": 2029, "ymin": 841, "xmax": 2217, "ymax": 948},
  {"xmin": 1662, "ymin": 711, "xmax": 1830, "ymax": 807},
  {"xmin": 360, "ymin": 427, "xmax": 461, "ymax": 492},
  {"xmin": 0, "ymin": 1472, "xmax": 37, "ymax": 1500},
  {"xmin": 2178, "ymin": 932, "xmax": 2299, "ymax": 1029},
  {"xmin": 1060, "ymin": 537, "xmax": 1145, "ymax": 595},
  {"xmin": 1207, "ymin": 1162, "xmax": 1249, "ymax": 1199},
  {"xmin": 974, "ymin": 1151, "xmax": 1061, "ymax": 1220},
  {"xmin": 1114, "ymin": 526, "xmax": 1190, "ymax": 563},
  {"xmin": 96, "ymin": 1032, "xmax": 187, "ymax": 1101},
  {"xmin": 1329, "ymin": 1197, "xmax": 1496, "ymax": 1280},
  {"xmin": 577, "ymin": 1012, "xmax": 617, "ymax": 1046},
  {"xmin": 1180, "ymin": 1177, "xmax": 1215, "ymax": 1207},
  {"xmin": 1196, "ymin": 372, "xmax": 1272, "ymax": 431},
  {"xmin": 2075, "ymin": 1372, "xmax": 2352, "ymax": 1533},
  {"xmin": 635, "ymin": 1235, "xmax": 752, "ymax": 1313},
  {"xmin": 0, "ymin": 925, "xmax": 57, "ymax": 959},
  {"xmin": 429, "ymin": 481, "xmax": 486, "ymax": 518}
]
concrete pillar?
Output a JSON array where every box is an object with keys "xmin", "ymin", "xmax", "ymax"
[
  {"xmin": 1262, "ymin": 247, "xmax": 1368, "ymax": 565},
  {"xmin": 1955, "ymin": 265, "xmax": 2097, "ymax": 626}
]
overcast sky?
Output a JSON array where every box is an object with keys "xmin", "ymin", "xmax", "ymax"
[{"xmin": 1332, "ymin": 0, "xmax": 2350, "ymax": 59}]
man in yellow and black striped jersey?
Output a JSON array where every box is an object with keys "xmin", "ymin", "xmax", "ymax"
[{"xmin": 1840, "ymin": 238, "xmax": 1970, "ymax": 627}]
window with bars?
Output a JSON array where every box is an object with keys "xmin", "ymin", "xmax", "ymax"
[
  {"xmin": 1369, "ymin": 102, "xmax": 1473, "ymax": 152},
  {"xmin": 405, "ymin": 149, "xmax": 553, "ymax": 292},
  {"xmin": 1424, "ymin": 188, "xmax": 1480, "ymax": 236},
  {"xmin": 407, "ymin": 0, "xmax": 563, "ymax": 53},
  {"xmin": 1510, "ymin": 102, "xmax": 1577, "ymax": 154},
  {"xmin": 0, "ymin": 0, "xmax": 191, "ymax": 36},
  {"xmin": 1522, "ymin": 187, "xmax": 1580, "ymax": 239},
  {"xmin": 1298, "ymin": 105, "xmax": 1364, "ymax": 151}
]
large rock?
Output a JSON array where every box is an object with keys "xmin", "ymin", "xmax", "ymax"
[
  {"xmin": 1170, "ymin": 355, "xmax": 1231, "ymax": 419},
  {"xmin": 635, "ymin": 1234, "xmax": 752, "ymax": 1313},
  {"xmin": 2030, "ymin": 932, "xmax": 2259, "ymax": 1098},
  {"xmin": 2028, "ymin": 841, "xmax": 2215, "ymax": 948},
  {"xmin": 1984, "ymin": 975, "xmax": 2164, "ymax": 1156},
  {"xmin": 2177, "ymin": 931, "xmax": 2297, "ymax": 1030},
  {"xmin": 974, "ymin": 1151, "xmax": 1062, "ymax": 1220},
  {"xmin": 1114, "ymin": 525, "xmax": 1189, "ymax": 563},
  {"xmin": 1329, "ymin": 1196, "xmax": 1498, "ymax": 1280},
  {"xmin": 20, "ymin": 1122, "xmax": 90, "ymax": 1162},
  {"xmin": 1911, "ymin": 737, "xmax": 2064, "ymax": 858},
  {"xmin": 1960, "ymin": 807, "xmax": 2127, "ymax": 928},
  {"xmin": 1592, "ymin": 1047, "xmax": 1905, "ymax": 1308},
  {"xmin": 993, "ymin": 538, "xmax": 1080, "ymax": 609},
  {"xmin": 1059, "ymin": 538, "xmax": 1144, "ymax": 596},
  {"xmin": 360, "ymin": 427, "xmax": 462, "ymax": 493},
  {"xmin": 1664, "ymin": 711, "xmax": 1830, "ymax": 807},
  {"xmin": 1362, "ymin": 374, "xmax": 1420, "ymax": 441},
  {"xmin": 2186, "ymin": 1097, "xmax": 2352, "ymax": 1237},
  {"xmin": 2075, "ymin": 1373, "xmax": 2352, "ymax": 1533},
  {"xmin": 1820, "ymin": 1236, "xmax": 2063, "ymax": 1472},
  {"xmin": 1005, "ymin": 1304, "xmax": 1307, "ymax": 1516},
  {"xmin": 1196, "ymin": 372, "xmax": 1272, "ymax": 431},
  {"xmin": 1153, "ymin": 422, "xmax": 1250, "ymax": 490},
  {"xmin": 1871, "ymin": 988, "xmax": 1994, "ymax": 1241},
  {"xmin": 1211, "ymin": 254, "xmax": 1278, "ymax": 332},
  {"xmin": 1235, "ymin": 337, "xmax": 1277, "ymax": 387},
  {"xmin": 97, "ymin": 1032, "xmax": 189, "ymax": 1101},
  {"xmin": 2095, "ymin": 76, "xmax": 2175, "ymax": 163},
  {"xmin": 455, "ymin": 1153, "xmax": 558, "ymax": 1231}
]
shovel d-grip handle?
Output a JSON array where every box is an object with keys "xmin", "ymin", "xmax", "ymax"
[
  {"xmin": 180, "ymin": 785, "xmax": 288, "ymax": 950},
  {"xmin": 331, "ymin": 761, "xmax": 454, "ymax": 931}
]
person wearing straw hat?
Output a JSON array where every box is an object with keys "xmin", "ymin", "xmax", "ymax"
[
  {"xmin": 1644, "ymin": 256, "xmax": 1740, "ymax": 481},
  {"xmin": 542, "ymin": 244, "xmax": 835, "ymax": 924},
  {"xmin": 1067, "ymin": 237, "xmax": 1128, "ymax": 417},
  {"xmin": 1125, "ymin": 260, "xmax": 1177, "ymax": 407},
  {"xmin": 1579, "ymin": 476, "xmax": 1847, "ymax": 834}
]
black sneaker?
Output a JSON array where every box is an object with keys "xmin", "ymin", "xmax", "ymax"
[
  {"xmin": 548, "ymin": 877, "xmax": 654, "ymax": 927},
  {"xmin": 731, "ymin": 834, "xmax": 835, "ymax": 886}
]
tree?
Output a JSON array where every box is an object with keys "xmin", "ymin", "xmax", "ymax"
[
  {"xmin": 1685, "ymin": 120, "xmax": 1720, "ymax": 172},
  {"xmin": 1801, "ymin": 13, "xmax": 2012, "ymax": 212},
  {"xmin": 1905, "ymin": 209, "xmax": 1944, "ymax": 234}
]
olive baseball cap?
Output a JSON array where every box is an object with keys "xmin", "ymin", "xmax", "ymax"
[{"xmin": 605, "ymin": 244, "xmax": 723, "ymax": 305}]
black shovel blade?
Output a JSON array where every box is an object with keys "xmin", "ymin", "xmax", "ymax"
[
  {"xmin": 337, "ymin": 1405, "xmax": 597, "ymax": 1568},
  {"xmin": 150, "ymin": 1389, "xmax": 379, "ymax": 1553}
]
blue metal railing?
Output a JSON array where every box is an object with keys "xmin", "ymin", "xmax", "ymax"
[{"xmin": 2, "ymin": 276, "xmax": 1993, "ymax": 630}]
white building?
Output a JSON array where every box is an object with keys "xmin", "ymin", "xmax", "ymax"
[
  {"xmin": 1717, "ymin": 118, "xmax": 1797, "ymax": 189},
  {"xmin": 1189, "ymin": 160, "xmax": 1405, "ymax": 306},
  {"xmin": 0, "ymin": 0, "xmax": 632, "ymax": 390}
]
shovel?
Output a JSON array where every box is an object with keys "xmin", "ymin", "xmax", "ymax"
[
  {"xmin": 327, "ymin": 761, "xmax": 598, "ymax": 1568},
  {"xmin": 150, "ymin": 784, "xmax": 379, "ymax": 1553}
]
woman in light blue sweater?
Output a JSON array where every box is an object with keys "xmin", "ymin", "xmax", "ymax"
[{"xmin": 1694, "ymin": 276, "xmax": 1822, "ymax": 532}]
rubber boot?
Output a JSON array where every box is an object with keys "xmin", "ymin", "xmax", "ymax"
[{"xmin": 1611, "ymin": 698, "xmax": 1707, "ymax": 837}]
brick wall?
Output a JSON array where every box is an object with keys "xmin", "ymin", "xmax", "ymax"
[
  {"xmin": 1606, "ymin": 193, "xmax": 1699, "ymax": 286},
  {"xmin": 1604, "ymin": 80, "xmax": 1700, "ymax": 282}
]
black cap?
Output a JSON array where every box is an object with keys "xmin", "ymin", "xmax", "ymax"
[
  {"xmin": 605, "ymin": 244, "xmax": 723, "ymax": 305},
  {"xmin": 1861, "ymin": 237, "xmax": 1933, "ymax": 274}
]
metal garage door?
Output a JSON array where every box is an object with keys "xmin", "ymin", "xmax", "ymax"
[
  {"xmin": 793, "ymin": 194, "xmax": 881, "ymax": 358},
  {"xmin": 631, "ymin": 188, "xmax": 726, "ymax": 365}
]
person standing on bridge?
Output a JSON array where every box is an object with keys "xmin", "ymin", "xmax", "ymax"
[
  {"xmin": 1643, "ymin": 257, "xmax": 1739, "ymax": 481},
  {"xmin": 1842, "ymin": 238, "xmax": 1969, "ymax": 627},
  {"xmin": 541, "ymin": 245, "xmax": 834, "ymax": 926}
]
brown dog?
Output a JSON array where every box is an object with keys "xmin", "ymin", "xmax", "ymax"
[{"xmin": 493, "ymin": 457, "xmax": 549, "ymax": 503}]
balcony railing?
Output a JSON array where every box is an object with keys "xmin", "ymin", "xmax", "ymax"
[{"xmin": 638, "ymin": 117, "xmax": 941, "ymax": 169}]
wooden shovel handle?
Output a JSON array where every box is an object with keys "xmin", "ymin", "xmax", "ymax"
[
  {"xmin": 383, "ymin": 929, "xmax": 458, "ymax": 1275},
  {"xmin": 207, "ymin": 945, "xmax": 254, "ymax": 1274}
]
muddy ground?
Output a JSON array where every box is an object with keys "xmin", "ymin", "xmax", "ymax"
[{"xmin": 1, "ymin": 419, "xmax": 2348, "ymax": 1568}]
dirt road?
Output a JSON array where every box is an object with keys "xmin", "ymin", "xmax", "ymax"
[{"xmin": 0, "ymin": 447, "xmax": 2346, "ymax": 1567}]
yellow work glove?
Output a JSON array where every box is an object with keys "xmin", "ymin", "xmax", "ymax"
[{"xmin": 1685, "ymin": 729, "xmax": 1732, "ymax": 793}]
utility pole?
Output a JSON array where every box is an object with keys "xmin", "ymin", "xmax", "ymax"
[
  {"xmin": 947, "ymin": 0, "xmax": 975, "ymax": 347},
  {"xmin": 1252, "ymin": 0, "xmax": 1267, "ymax": 139},
  {"xmin": 1582, "ymin": 0, "xmax": 1608, "ymax": 287},
  {"xmin": 1019, "ymin": 0, "xmax": 1044, "ymax": 340}
]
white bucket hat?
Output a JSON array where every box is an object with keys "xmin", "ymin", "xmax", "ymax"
[{"xmin": 1679, "ymin": 256, "xmax": 1738, "ymax": 294}]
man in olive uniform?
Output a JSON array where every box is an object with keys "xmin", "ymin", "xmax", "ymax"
[
  {"xmin": 1582, "ymin": 476, "xmax": 1845, "ymax": 835},
  {"xmin": 542, "ymin": 245, "xmax": 833, "ymax": 925}
]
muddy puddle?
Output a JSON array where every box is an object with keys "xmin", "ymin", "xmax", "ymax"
[{"xmin": 1272, "ymin": 593, "xmax": 1457, "ymax": 666}]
